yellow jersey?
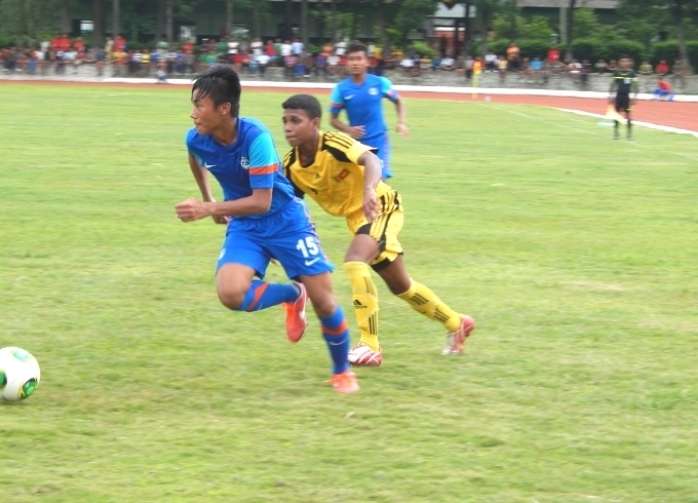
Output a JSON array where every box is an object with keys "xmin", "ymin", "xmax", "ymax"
[{"xmin": 283, "ymin": 130, "xmax": 392, "ymax": 218}]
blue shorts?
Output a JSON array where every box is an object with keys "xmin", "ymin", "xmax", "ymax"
[
  {"xmin": 654, "ymin": 88, "xmax": 674, "ymax": 99},
  {"xmin": 216, "ymin": 199, "xmax": 334, "ymax": 280},
  {"xmin": 365, "ymin": 136, "xmax": 392, "ymax": 179}
]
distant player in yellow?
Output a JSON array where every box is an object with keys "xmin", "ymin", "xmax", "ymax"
[{"xmin": 281, "ymin": 94, "xmax": 475, "ymax": 366}]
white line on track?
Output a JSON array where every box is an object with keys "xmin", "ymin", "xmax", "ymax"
[{"xmin": 556, "ymin": 108, "xmax": 698, "ymax": 139}]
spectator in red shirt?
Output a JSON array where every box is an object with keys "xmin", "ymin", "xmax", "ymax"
[
  {"xmin": 114, "ymin": 34, "xmax": 127, "ymax": 52},
  {"xmin": 655, "ymin": 59, "xmax": 669, "ymax": 76},
  {"xmin": 73, "ymin": 37, "xmax": 86, "ymax": 58},
  {"xmin": 547, "ymin": 47, "xmax": 560, "ymax": 64},
  {"xmin": 52, "ymin": 34, "xmax": 71, "ymax": 52},
  {"xmin": 181, "ymin": 40, "xmax": 194, "ymax": 55}
]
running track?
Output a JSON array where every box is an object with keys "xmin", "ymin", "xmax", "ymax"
[{"xmin": 3, "ymin": 79, "xmax": 697, "ymax": 134}]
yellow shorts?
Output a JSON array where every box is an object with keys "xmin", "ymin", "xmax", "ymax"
[{"xmin": 346, "ymin": 190, "xmax": 404, "ymax": 270}]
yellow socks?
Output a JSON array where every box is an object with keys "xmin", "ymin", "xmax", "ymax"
[
  {"xmin": 343, "ymin": 263, "xmax": 461, "ymax": 348},
  {"xmin": 343, "ymin": 261, "xmax": 380, "ymax": 351},
  {"xmin": 397, "ymin": 280, "xmax": 462, "ymax": 332}
]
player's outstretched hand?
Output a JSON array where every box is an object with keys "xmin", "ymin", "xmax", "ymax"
[
  {"xmin": 348, "ymin": 125, "xmax": 366, "ymax": 139},
  {"xmin": 175, "ymin": 198, "xmax": 209, "ymax": 222},
  {"xmin": 396, "ymin": 122, "xmax": 409, "ymax": 136}
]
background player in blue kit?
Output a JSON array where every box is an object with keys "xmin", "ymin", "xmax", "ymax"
[
  {"xmin": 329, "ymin": 41, "xmax": 408, "ymax": 179},
  {"xmin": 174, "ymin": 66, "xmax": 358, "ymax": 394}
]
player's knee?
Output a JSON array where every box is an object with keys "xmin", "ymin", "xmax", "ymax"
[
  {"xmin": 386, "ymin": 277, "xmax": 411, "ymax": 295},
  {"xmin": 217, "ymin": 285, "xmax": 246, "ymax": 310},
  {"xmin": 310, "ymin": 295, "xmax": 337, "ymax": 318}
]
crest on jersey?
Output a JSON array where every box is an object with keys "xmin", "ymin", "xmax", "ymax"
[
  {"xmin": 369, "ymin": 87, "xmax": 379, "ymax": 96},
  {"xmin": 240, "ymin": 156, "xmax": 250, "ymax": 169}
]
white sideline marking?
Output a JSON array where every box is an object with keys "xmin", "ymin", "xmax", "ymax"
[
  {"xmin": 4, "ymin": 75, "xmax": 697, "ymax": 138},
  {"xmin": 556, "ymin": 107, "xmax": 698, "ymax": 139},
  {"xmin": 239, "ymin": 80, "xmax": 698, "ymax": 102},
  {"xmin": 3, "ymin": 74, "xmax": 698, "ymax": 102}
]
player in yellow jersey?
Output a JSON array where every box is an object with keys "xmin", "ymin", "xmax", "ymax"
[{"xmin": 281, "ymin": 94, "xmax": 475, "ymax": 366}]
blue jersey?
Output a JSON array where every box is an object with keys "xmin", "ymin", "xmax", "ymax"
[
  {"xmin": 329, "ymin": 74, "xmax": 399, "ymax": 145},
  {"xmin": 186, "ymin": 117, "xmax": 297, "ymax": 221}
]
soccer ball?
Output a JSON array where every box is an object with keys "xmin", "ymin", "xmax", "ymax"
[{"xmin": 0, "ymin": 346, "xmax": 41, "ymax": 401}]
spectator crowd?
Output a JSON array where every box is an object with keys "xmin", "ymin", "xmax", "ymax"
[{"xmin": 0, "ymin": 34, "xmax": 692, "ymax": 91}]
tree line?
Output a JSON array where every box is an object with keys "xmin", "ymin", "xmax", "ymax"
[{"xmin": 0, "ymin": 0, "xmax": 696, "ymax": 68}]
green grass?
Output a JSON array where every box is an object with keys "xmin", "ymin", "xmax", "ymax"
[{"xmin": 1, "ymin": 82, "xmax": 697, "ymax": 502}]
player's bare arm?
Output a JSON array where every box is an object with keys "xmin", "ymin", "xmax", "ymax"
[
  {"xmin": 175, "ymin": 188, "xmax": 272, "ymax": 222},
  {"xmin": 394, "ymin": 99, "xmax": 409, "ymax": 136},
  {"xmin": 357, "ymin": 150, "xmax": 382, "ymax": 221},
  {"xmin": 330, "ymin": 114, "xmax": 365, "ymax": 139},
  {"xmin": 188, "ymin": 153, "xmax": 228, "ymax": 224}
]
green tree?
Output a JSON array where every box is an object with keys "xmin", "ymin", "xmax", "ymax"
[
  {"xmin": 370, "ymin": 0, "xmax": 396, "ymax": 60},
  {"xmin": 668, "ymin": 0, "xmax": 697, "ymax": 70},
  {"xmin": 165, "ymin": 0, "xmax": 173, "ymax": 42},
  {"xmin": 618, "ymin": 0, "xmax": 698, "ymax": 71},
  {"xmin": 93, "ymin": 0, "xmax": 105, "ymax": 45},
  {"xmin": 472, "ymin": 0, "xmax": 508, "ymax": 54},
  {"xmin": 112, "ymin": 0, "xmax": 120, "ymax": 37},
  {"xmin": 393, "ymin": 0, "xmax": 440, "ymax": 45},
  {"xmin": 222, "ymin": 1, "xmax": 256, "ymax": 38},
  {"xmin": 572, "ymin": 8, "xmax": 602, "ymax": 39},
  {"xmin": 493, "ymin": 12, "xmax": 524, "ymax": 41},
  {"xmin": 300, "ymin": 0, "xmax": 308, "ymax": 45},
  {"xmin": 521, "ymin": 15, "xmax": 552, "ymax": 40},
  {"xmin": 566, "ymin": 0, "xmax": 576, "ymax": 56},
  {"xmin": 0, "ymin": 0, "xmax": 68, "ymax": 44}
]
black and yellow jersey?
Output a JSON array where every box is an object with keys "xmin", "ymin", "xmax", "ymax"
[
  {"xmin": 283, "ymin": 130, "xmax": 392, "ymax": 218},
  {"xmin": 610, "ymin": 69, "xmax": 638, "ymax": 96}
]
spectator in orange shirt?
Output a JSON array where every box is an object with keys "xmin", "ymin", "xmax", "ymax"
[
  {"xmin": 653, "ymin": 78, "xmax": 674, "ymax": 101},
  {"xmin": 472, "ymin": 57, "xmax": 483, "ymax": 88}
]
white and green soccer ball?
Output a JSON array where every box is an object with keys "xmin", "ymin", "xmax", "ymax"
[{"xmin": 0, "ymin": 347, "xmax": 41, "ymax": 401}]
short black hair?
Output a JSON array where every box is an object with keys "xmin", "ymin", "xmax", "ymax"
[
  {"xmin": 192, "ymin": 65, "xmax": 241, "ymax": 117},
  {"xmin": 347, "ymin": 41, "xmax": 368, "ymax": 56},
  {"xmin": 282, "ymin": 94, "xmax": 322, "ymax": 119}
]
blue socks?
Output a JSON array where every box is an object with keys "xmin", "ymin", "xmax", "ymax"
[
  {"xmin": 236, "ymin": 283, "xmax": 350, "ymax": 374},
  {"xmin": 239, "ymin": 280, "xmax": 299, "ymax": 312},
  {"xmin": 320, "ymin": 307, "xmax": 350, "ymax": 374}
]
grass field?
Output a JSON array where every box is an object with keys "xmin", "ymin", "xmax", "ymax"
[{"xmin": 1, "ymin": 82, "xmax": 698, "ymax": 502}]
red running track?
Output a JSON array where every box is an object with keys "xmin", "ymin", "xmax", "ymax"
[{"xmin": 3, "ymin": 79, "xmax": 697, "ymax": 133}]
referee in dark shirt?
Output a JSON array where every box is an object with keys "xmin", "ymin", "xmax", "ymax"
[{"xmin": 608, "ymin": 56, "xmax": 639, "ymax": 140}]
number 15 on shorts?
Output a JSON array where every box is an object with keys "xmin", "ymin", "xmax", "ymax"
[{"xmin": 296, "ymin": 236, "xmax": 322, "ymax": 266}]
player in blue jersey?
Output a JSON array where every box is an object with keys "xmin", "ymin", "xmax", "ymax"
[
  {"xmin": 174, "ymin": 66, "xmax": 358, "ymax": 393},
  {"xmin": 329, "ymin": 41, "xmax": 408, "ymax": 179}
]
